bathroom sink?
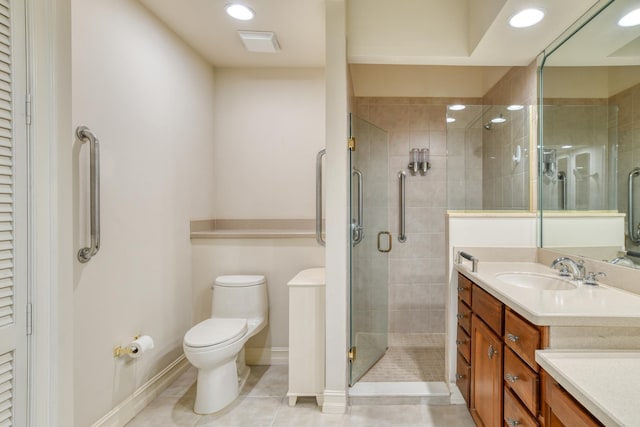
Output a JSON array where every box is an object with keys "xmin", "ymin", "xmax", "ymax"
[{"xmin": 495, "ymin": 272, "xmax": 578, "ymax": 291}]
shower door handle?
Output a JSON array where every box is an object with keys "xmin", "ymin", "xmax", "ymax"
[
  {"xmin": 628, "ymin": 167, "xmax": 640, "ymax": 244},
  {"xmin": 315, "ymin": 149, "xmax": 326, "ymax": 246},
  {"xmin": 77, "ymin": 126, "xmax": 101, "ymax": 263},
  {"xmin": 352, "ymin": 168, "xmax": 364, "ymax": 246},
  {"xmin": 377, "ymin": 231, "xmax": 392, "ymax": 253}
]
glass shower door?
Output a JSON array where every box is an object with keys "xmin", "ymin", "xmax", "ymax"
[{"xmin": 349, "ymin": 115, "xmax": 390, "ymax": 385}]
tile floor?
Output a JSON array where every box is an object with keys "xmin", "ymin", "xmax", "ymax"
[
  {"xmin": 126, "ymin": 365, "xmax": 475, "ymax": 427},
  {"xmin": 361, "ymin": 333, "xmax": 445, "ymax": 382}
]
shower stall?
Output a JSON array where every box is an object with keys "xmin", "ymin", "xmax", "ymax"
[{"xmin": 346, "ymin": 100, "xmax": 535, "ymax": 391}]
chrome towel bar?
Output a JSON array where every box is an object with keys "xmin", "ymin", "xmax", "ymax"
[
  {"xmin": 77, "ymin": 126, "xmax": 101, "ymax": 263},
  {"xmin": 398, "ymin": 171, "xmax": 407, "ymax": 243},
  {"xmin": 628, "ymin": 167, "xmax": 640, "ymax": 244},
  {"xmin": 456, "ymin": 251, "xmax": 478, "ymax": 272}
]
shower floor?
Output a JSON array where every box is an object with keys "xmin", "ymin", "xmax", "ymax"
[{"xmin": 359, "ymin": 333, "xmax": 445, "ymax": 383}]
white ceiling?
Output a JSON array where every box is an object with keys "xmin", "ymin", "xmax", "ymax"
[{"xmin": 139, "ymin": 0, "xmax": 601, "ymax": 68}]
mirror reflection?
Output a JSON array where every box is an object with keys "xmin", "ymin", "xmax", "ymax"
[
  {"xmin": 447, "ymin": 105, "xmax": 532, "ymax": 211},
  {"xmin": 540, "ymin": 0, "xmax": 640, "ymax": 268}
]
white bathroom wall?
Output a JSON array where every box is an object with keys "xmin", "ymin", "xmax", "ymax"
[
  {"xmin": 191, "ymin": 238, "xmax": 325, "ymax": 362},
  {"xmin": 72, "ymin": 0, "xmax": 216, "ymax": 425},
  {"xmin": 213, "ymin": 68, "xmax": 326, "ymax": 219}
]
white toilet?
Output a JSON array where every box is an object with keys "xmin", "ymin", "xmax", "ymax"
[{"xmin": 183, "ymin": 275, "xmax": 268, "ymax": 414}]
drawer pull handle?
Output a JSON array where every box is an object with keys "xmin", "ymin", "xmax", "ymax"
[
  {"xmin": 505, "ymin": 373, "xmax": 519, "ymax": 383},
  {"xmin": 457, "ymin": 287, "xmax": 465, "ymax": 292},
  {"xmin": 456, "ymin": 314, "xmax": 465, "ymax": 319},
  {"xmin": 506, "ymin": 418, "xmax": 520, "ymax": 427},
  {"xmin": 488, "ymin": 344, "xmax": 498, "ymax": 359},
  {"xmin": 507, "ymin": 333, "xmax": 520, "ymax": 342},
  {"xmin": 456, "ymin": 374, "xmax": 465, "ymax": 380},
  {"xmin": 456, "ymin": 340, "xmax": 467, "ymax": 345}
]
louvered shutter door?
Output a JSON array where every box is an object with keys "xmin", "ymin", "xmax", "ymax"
[{"xmin": 0, "ymin": 0, "xmax": 15, "ymax": 425}]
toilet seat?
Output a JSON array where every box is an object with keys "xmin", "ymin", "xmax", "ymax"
[{"xmin": 184, "ymin": 318, "xmax": 247, "ymax": 348}]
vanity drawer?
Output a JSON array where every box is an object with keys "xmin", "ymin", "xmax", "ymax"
[
  {"xmin": 456, "ymin": 324, "xmax": 471, "ymax": 363},
  {"xmin": 457, "ymin": 273, "xmax": 472, "ymax": 306},
  {"xmin": 471, "ymin": 284, "xmax": 503, "ymax": 335},
  {"xmin": 456, "ymin": 351, "xmax": 471, "ymax": 407},
  {"xmin": 504, "ymin": 387, "xmax": 539, "ymax": 427},
  {"xmin": 504, "ymin": 347, "xmax": 539, "ymax": 415},
  {"xmin": 505, "ymin": 309, "xmax": 540, "ymax": 371},
  {"xmin": 457, "ymin": 299, "xmax": 471, "ymax": 334}
]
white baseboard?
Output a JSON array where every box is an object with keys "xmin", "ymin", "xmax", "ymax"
[
  {"xmin": 448, "ymin": 383, "xmax": 466, "ymax": 405},
  {"xmin": 91, "ymin": 355, "xmax": 190, "ymax": 427},
  {"xmin": 322, "ymin": 389, "xmax": 348, "ymax": 414},
  {"xmin": 245, "ymin": 346, "xmax": 288, "ymax": 366}
]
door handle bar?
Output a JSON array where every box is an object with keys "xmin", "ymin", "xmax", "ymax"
[{"xmin": 316, "ymin": 149, "xmax": 326, "ymax": 246}]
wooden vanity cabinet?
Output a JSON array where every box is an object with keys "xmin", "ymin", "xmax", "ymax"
[
  {"xmin": 456, "ymin": 273, "xmax": 473, "ymax": 406},
  {"xmin": 541, "ymin": 370, "xmax": 603, "ymax": 427},
  {"xmin": 456, "ymin": 273, "xmax": 550, "ymax": 427}
]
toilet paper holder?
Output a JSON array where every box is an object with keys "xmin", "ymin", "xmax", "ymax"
[{"xmin": 113, "ymin": 335, "xmax": 154, "ymax": 358}]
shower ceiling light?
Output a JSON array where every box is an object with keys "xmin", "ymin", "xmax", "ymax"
[
  {"xmin": 446, "ymin": 117, "xmax": 456, "ymax": 123},
  {"xmin": 507, "ymin": 104, "xmax": 524, "ymax": 111},
  {"xmin": 491, "ymin": 115, "xmax": 506, "ymax": 124},
  {"xmin": 509, "ymin": 8, "xmax": 545, "ymax": 28},
  {"xmin": 619, "ymin": 8, "xmax": 640, "ymax": 27},
  {"xmin": 225, "ymin": 3, "xmax": 255, "ymax": 21},
  {"xmin": 448, "ymin": 104, "xmax": 466, "ymax": 111}
]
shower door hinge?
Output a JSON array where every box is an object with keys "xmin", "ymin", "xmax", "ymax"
[
  {"xmin": 348, "ymin": 346, "xmax": 356, "ymax": 362},
  {"xmin": 25, "ymin": 93, "xmax": 32, "ymax": 126},
  {"xmin": 26, "ymin": 303, "xmax": 32, "ymax": 336},
  {"xmin": 348, "ymin": 137, "xmax": 356, "ymax": 151}
]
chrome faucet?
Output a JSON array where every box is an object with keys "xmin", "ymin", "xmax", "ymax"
[{"xmin": 550, "ymin": 257, "xmax": 585, "ymax": 280}]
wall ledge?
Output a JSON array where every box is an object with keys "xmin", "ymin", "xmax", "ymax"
[{"xmin": 190, "ymin": 218, "xmax": 317, "ymax": 239}]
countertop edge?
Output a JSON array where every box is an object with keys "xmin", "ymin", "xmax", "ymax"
[{"xmin": 535, "ymin": 350, "xmax": 627, "ymax": 427}]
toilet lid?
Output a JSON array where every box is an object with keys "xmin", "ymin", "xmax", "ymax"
[{"xmin": 184, "ymin": 318, "xmax": 248, "ymax": 348}]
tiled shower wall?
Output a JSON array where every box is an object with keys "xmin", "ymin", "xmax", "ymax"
[{"xmin": 355, "ymin": 97, "xmax": 481, "ymax": 334}]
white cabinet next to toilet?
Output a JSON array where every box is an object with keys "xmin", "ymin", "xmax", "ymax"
[{"xmin": 286, "ymin": 268, "xmax": 326, "ymax": 407}]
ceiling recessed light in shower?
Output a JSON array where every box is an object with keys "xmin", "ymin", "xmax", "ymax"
[
  {"xmin": 225, "ymin": 4, "xmax": 255, "ymax": 21},
  {"xmin": 507, "ymin": 104, "xmax": 524, "ymax": 111},
  {"xmin": 448, "ymin": 104, "xmax": 466, "ymax": 111},
  {"xmin": 509, "ymin": 8, "xmax": 545, "ymax": 28},
  {"xmin": 491, "ymin": 115, "xmax": 506, "ymax": 124},
  {"xmin": 446, "ymin": 117, "xmax": 456, "ymax": 123},
  {"xmin": 618, "ymin": 8, "xmax": 640, "ymax": 27}
]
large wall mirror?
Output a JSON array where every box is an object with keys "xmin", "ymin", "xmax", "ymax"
[{"xmin": 539, "ymin": 0, "xmax": 640, "ymax": 268}]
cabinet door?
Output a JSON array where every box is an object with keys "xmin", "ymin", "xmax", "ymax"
[{"xmin": 471, "ymin": 314, "xmax": 503, "ymax": 427}]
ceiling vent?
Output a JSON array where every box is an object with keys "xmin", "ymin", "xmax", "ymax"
[{"xmin": 237, "ymin": 31, "xmax": 281, "ymax": 53}]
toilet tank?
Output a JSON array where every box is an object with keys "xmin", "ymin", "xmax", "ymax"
[{"xmin": 211, "ymin": 275, "xmax": 268, "ymax": 319}]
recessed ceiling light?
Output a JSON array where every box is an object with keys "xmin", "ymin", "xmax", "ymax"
[
  {"xmin": 448, "ymin": 104, "xmax": 466, "ymax": 111},
  {"xmin": 225, "ymin": 4, "xmax": 255, "ymax": 21},
  {"xmin": 509, "ymin": 8, "xmax": 545, "ymax": 28},
  {"xmin": 491, "ymin": 115, "xmax": 506, "ymax": 124},
  {"xmin": 507, "ymin": 104, "xmax": 524, "ymax": 111},
  {"xmin": 562, "ymin": 145, "xmax": 573, "ymax": 149},
  {"xmin": 618, "ymin": 8, "xmax": 640, "ymax": 27},
  {"xmin": 446, "ymin": 117, "xmax": 456, "ymax": 123}
]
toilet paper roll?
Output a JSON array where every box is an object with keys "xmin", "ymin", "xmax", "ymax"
[{"xmin": 127, "ymin": 335, "xmax": 154, "ymax": 359}]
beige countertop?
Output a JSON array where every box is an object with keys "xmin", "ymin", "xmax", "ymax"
[
  {"xmin": 455, "ymin": 261, "xmax": 640, "ymax": 327},
  {"xmin": 536, "ymin": 350, "xmax": 640, "ymax": 427}
]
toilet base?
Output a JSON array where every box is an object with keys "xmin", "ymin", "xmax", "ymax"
[{"xmin": 193, "ymin": 356, "xmax": 239, "ymax": 414}]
